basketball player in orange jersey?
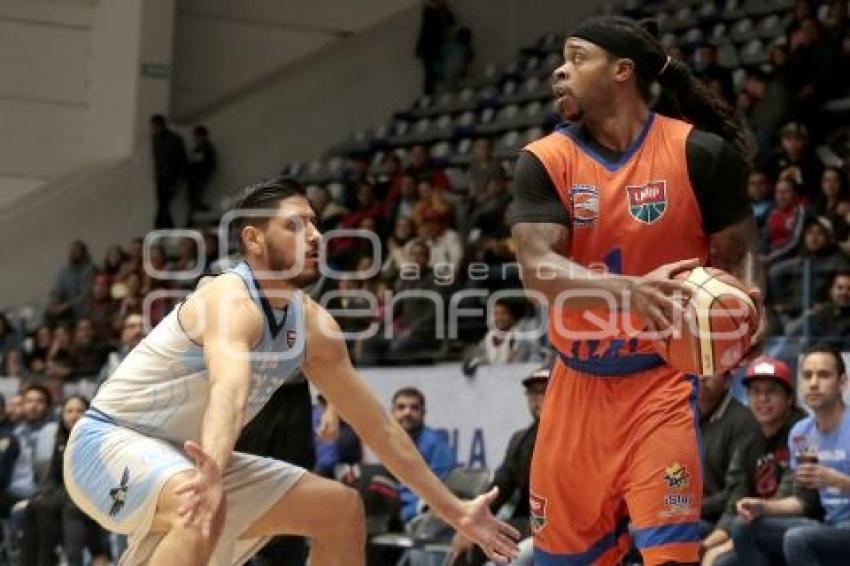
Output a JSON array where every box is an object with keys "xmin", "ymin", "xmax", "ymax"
[{"xmin": 509, "ymin": 17, "xmax": 764, "ymax": 566}]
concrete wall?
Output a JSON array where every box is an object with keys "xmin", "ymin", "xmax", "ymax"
[
  {"xmin": 0, "ymin": 0, "xmax": 93, "ymax": 180},
  {"xmin": 171, "ymin": 0, "xmax": 420, "ymax": 117}
]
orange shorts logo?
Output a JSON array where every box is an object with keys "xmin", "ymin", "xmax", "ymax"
[
  {"xmin": 663, "ymin": 462, "xmax": 690, "ymax": 489},
  {"xmin": 530, "ymin": 491, "xmax": 548, "ymax": 533}
]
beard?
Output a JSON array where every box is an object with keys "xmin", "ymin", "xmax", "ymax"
[
  {"xmin": 265, "ymin": 243, "xmax": 320, "ymax": 288},
  {"xmin": 555, "ymin": 94, "xmax": 584, "ymax": 122}
]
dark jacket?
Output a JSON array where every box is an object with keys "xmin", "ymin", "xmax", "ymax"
[
  {"xmin": 716, "ymin": 408, "xmax": 809, "ymax": 533},
  {"xmin": 489, "ymin": 420, "xmax": 537, "ymax": 521},
  {"xmin": 700, "ymin": 393, "xmax": 759, "ymax": 523}
]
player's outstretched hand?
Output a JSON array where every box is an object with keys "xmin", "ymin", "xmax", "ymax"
[
  {"xmin": 451, "ymin": 487, "xmax": 520, "ymax": 564},
  {"xmin": 631, "ymin": 258, "xmax": 700, "ymax": 334},
  {"xmin": 175, "ymin": 441, "xmax": 224, "ymax": 538}
]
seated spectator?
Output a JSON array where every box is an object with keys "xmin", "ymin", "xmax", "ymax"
[
  {"xmin": 113, "ymin": 272, "xmax": 144, "ymax": 333},
  {"xmin": 0, "ymin": 312, "xmax": 22, "ymax": 355},
  {"xmin": 45, "ymin": 240, "xmax": 96, "ymax": 324},
  {"xmin": 45, "ymin": 351, "xmax": 74, "ymax": 402},
  {"xmin": 413, "ymin": 179, "xmax": 453, "ymax": 235},
  {"xmin": 389, "ymin": 387, "xmax": 455, "ymax": 525},
  {"xmin": 466, "ymin": 177, "xmax": 512, "ymax": 239},
  {"xmin": 201, "ymin": 231, "xmax": 220, "ymax": 273},
  {"xmin": 69, "ymin": 318, "xmax": 108, "ymax": 379},
  {"xmin": 693, "ymin": 44, "xmax": 734, "ymax": 103},
  {"xmin": 463, "ymin": 299, "xmax": 535, "ymax": 371},
  {"xmin": 748, "ymin": 170, "xmax": 776, "ymax": 236},
  {"xmin": 382, "ymin": 217, "xmax": 416, "ymax": 281},
  {"xmin": 21, "ymin": 396, "xmax": 110, "ymax": 566},
  {"xmin": 406, "ymin": 144, "xmax": 450, "ymax": 191},
  {"xmin": 3, "ymin": 393, "xmax": 24, "ymax": 431},
  {"xmin": 13, "ymin": 385, "xmax": 58, "ymax": 495},
  {"xmin": 766, "ymin": 123, "xmax": 823, "ymax": 201},
  {"xmin": 24, "ymin": 325, "xmax": 52, "ymax": 375},
  {"xmin": 312, "ymin": 394, "xmax": 362, "ymax": 478},
  {"xmin": 85, "ymin": 275, "xmax": 118, "ymax": 344},
  {"xmin": 727, "ymin": 345, "xmax": 850, "ymax": 565},
  {"xmin": 701, "ymin": 357, "xmax": 806, "ymax": 565},
  {"xmin": 785, "ymin": 270, "xmax": 850, "ymax": 349},
  {"xmin": 763, "ymin": 177, "xmax": 812, "ymax": 264},
  {"xmin": 768, "ymin": 218, "xmax": 850, "ymax": 320},
  {"xmin": 744, "ymin": 69, "xmax": 793, "ymax": 160},
  {"xmin": 699, "ymin": 371, "xmax": 759, "ymax": 529},
  {"xmin": 170, "ymin": 237, "xmax": 199, "ymax": 279},
  {"xmin": 466, "ymin": 138, "xmax": 505, "ymax": 205},
  {"xmin": 361, "ymin": 240, "xmax": 445, "ymax": 364},
  {"xmin": 98, "ymin": 313, "xmax": 145, "ymax": 385},
  {"xmin": 330, "ymin": 183, "xmax": 385, "ymax": 266},
  {"xmin": 0, "ymin": 394, "xmax": 23, "ymax": 517},
  {"xmin": 308, "ymin": 185, "xmax": 348, "ymax": 234},
  {"xmin": 823, "ymin": 0, "xmax": 849, "ymax": 50},
  {"xmin": 815, "ymin": 167, "xmax": 850, "ymax": 250},
  {"xmin": 448, "ymin": 364, "xmax": 550, "ymax": 566},
  {"xmin": 101, "ymin": 245, "xmax": 127, "ymax": 280},
  {"xmin": 422, "ymin": 215, "xmax": 462, "ymax": 272},
  {"xmin": 786, "ymin": 18, "xmax": 837, "ymax": 126},
  {"xmin": 385, "ymin": 173, "xmax": 419, "ymax": 228}
]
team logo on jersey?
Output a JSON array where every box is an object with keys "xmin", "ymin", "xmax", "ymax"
[
  {"xmin": 529, "ymin": 491, "xmax": 548, "ymax": 533},
  {"xmin": 626, "ymin": 180, "xmax": 667, "ymax": 224},
  {"xmin": 109, "ymin": 466, "xmax": 130, "ymax": 517},
  {"xmin": 570, "ymin": 184, "xmax": 600, "ymax": 226},
  {"xmin": 663, "ymin": 462, "xmax": 690, "ymax": 490},
  {"xmin": 286, "ymin": 329, "xmax": 297, "ymax": 349}
]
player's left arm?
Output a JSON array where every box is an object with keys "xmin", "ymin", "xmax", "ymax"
[{"xmin": 687, "ymin": 130, "xmax": 764, "ymax": 299}]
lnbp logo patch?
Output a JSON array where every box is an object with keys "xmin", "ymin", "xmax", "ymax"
[{"xmin": 626, "ymin": 180, "xmax": 667, "ymax": 224}]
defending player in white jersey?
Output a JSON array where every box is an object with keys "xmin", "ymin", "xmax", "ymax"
[{"xmin": 64, "ymin": 179, "xmax": 519, "ymax": 566}]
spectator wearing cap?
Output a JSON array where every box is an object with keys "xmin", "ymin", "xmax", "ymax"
[
  {"xmin": 727, "ymin": 345, "xmax": 850, "ymax": 566},
  {"xmin": 698, "ymin": 371, "xmax": 759, "ymax": 529},
  {"xmin": 768, "ymin": 217, "xmax": 850, "ymax": 323},
  {"xmin": 448, "ymin": 364, "xmax": 550, "ymax": 566},
  {"xmin": 766, "ymin": 122, "xmax": 823, "ymax": 201},
  {"xmin": 701, "ymin": 357, "xmax": 807, "ymax": 566}
]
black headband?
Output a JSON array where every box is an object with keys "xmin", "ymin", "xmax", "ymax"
[{"xmin": 569, "ymin": 17, "xmax": 669, "ymax": 79}]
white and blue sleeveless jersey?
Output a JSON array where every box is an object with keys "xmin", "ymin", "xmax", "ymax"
[{"xmin": 91, "ymin": 261, "xmax": 306, "ymax": 444}]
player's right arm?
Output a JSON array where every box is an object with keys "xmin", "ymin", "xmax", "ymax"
[
  {"xmin": 301, "ymin": 300, "xmax": 519, "ymax": 563},
  {"xmin": 510, "ymin": 151, "xmax": 695, "ymax": 330}
]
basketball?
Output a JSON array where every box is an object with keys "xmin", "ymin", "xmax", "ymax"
[{"xmin": 655, "ymin": 267, "xmax": 759, "ymax": 376}]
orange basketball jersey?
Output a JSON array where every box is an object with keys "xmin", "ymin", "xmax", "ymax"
[{"xmin": 525, "ymin": 113, "xmax": 709, "ymax": 364}]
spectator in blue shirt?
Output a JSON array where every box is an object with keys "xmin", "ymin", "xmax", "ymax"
[{"xmin": 390, "ymin": 387, "xmax": 455, "ymax": 523}]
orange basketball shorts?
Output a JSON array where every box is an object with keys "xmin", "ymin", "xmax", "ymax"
[{"xmin": 530, "ymin": 352, "xmax": 703, "ymax": 566}]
